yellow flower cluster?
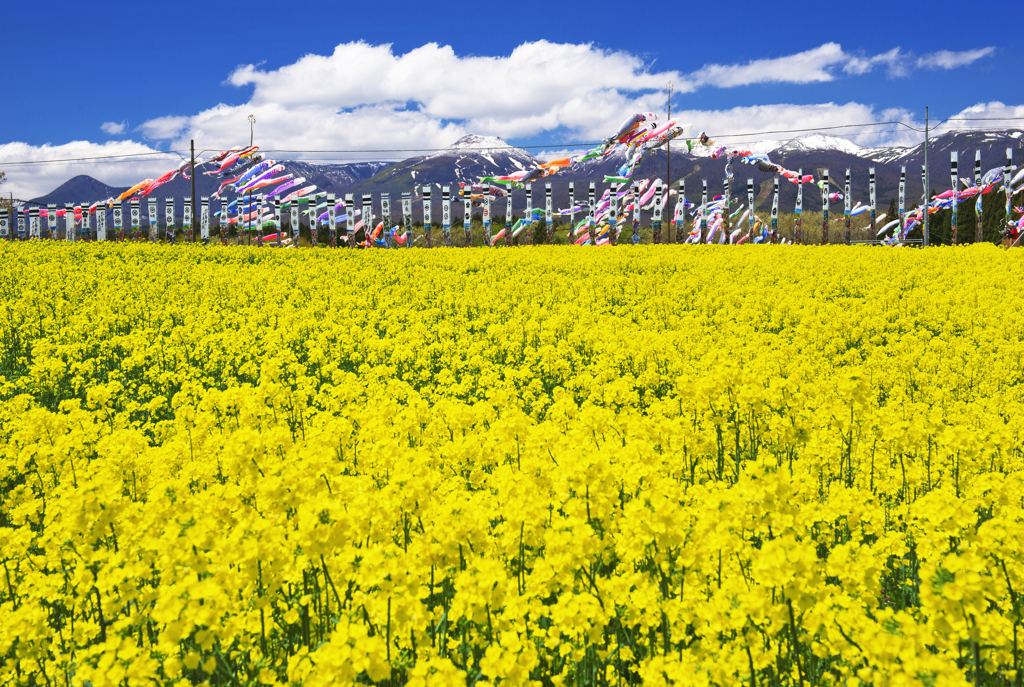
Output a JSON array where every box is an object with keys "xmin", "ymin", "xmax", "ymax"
[{"xmin": 1, "ymin": 242, "xmax": 1022, "ymax": 687}]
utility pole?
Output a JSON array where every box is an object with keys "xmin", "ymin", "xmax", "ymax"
[
  {"xmin": 923, "ymin": 107, "xmax": 929, "ymax": 247},
  {"xmin": 665, "ymin": 81, "xmax": 672, "ymax": 242},
  {"xmin": 190, "ymin": 139, "xmax": 197, "ymax": 243}
]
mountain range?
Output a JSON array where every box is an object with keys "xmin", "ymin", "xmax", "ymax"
[{"xmin": 28, "ymin": 129, "xmax": 1024, "ymax": 218}]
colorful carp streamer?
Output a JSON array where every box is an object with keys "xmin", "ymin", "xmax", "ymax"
[
  {"xmin": 96, "ymin": 146, "xmax": 266, "ymax": 211},
  {"xmin": 480, "ymin": 113, "xmax": 716, "ymax": 189}
]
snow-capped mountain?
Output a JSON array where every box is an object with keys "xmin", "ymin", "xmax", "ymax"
[
  {"xmin": 344, "ymin": 135, "xmax": 540, "ymax": 197},
  {"xmin": 860, "ymin": 129, "xmax": 1023, "ymax": 169},
  {"xmin": 426, "ymin": 134, "xmax": 535, "ymax": 168}
]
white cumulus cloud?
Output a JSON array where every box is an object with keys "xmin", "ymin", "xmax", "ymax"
[
  {"xmin": 139, "ymin": 40, "xmax": 998, "ymax": 155},
  {"xmin": 687, "ymin": 43, "xmax": 848, "ymax": 88},
  {"xmin": 0, "ymin": 140, "xmax": 179, "ymax": 201},
  {"xmin": 931, "ymin": 101, "xmax": 1024, "ymax": 135},
  {"xmin": 917, "ymin": 47, "xmax": 996, "ymax": 70},
  {"xmin": 101, "ymin": 121, "xmax": 127, "ymax": 135}
]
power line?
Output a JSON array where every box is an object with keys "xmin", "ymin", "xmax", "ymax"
[
  {"xmin": 0, "ymin": 150, "xmax": 183, "ymax": 166},
  {"xmin": 262, "ymin": 142, "xmax": 603, "ymax": 153},
  {"xmin": 708, "ymin": 121, "xmax": 910, "ymax": 139},
  {"xmin": 905, "ymin": 115, "xmax": 1024, "ymax": 124},
  {"xmin": 947, "ymin": 116, "xmax": 1024, "ymax": 121}
]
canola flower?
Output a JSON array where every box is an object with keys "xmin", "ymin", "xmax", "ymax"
[{"xmin": 0, "ymin": 242, "xmax": 1023, "ymax": 687}]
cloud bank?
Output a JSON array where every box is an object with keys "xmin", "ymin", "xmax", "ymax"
[{"xmin": 142, "ymin": 40, "xmax": 996, "ymax": 151}]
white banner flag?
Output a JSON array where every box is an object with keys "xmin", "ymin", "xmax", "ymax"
[
  {"xmin": 182, "ymin": 198, "xmax": 192, "ymax": 234},
  {"xmin": 200, "ymin": 197, "xmax": 210, "ymax": 241},
  {"xmin": 327, "ymin": 193, "xmax": 337, "ymax": 236},
  {"xmin": 131, "ymin": 200, "xmax": 141, "ymax": 239},
  {"xmin": 165, "ymin": 198, "xmax": 175, "ymax": 242}
]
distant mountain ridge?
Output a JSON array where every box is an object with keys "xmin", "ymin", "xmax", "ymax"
[{"xmin": 31, "ymin": 175, "xmax": 131, "ymax": 206}]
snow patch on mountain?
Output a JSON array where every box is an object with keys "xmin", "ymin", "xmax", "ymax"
[
  {"xmin": 862, "ymin": 145, "xmax": 914, "ymax": 164},
  {"xmin": 426, "ymin": 135, "xmax": 538, "ymax": 170},
  {"xmin": 774, "ymin": 134, "xmax": 865, "ymax": 156}
]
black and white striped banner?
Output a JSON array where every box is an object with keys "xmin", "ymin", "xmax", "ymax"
[
  {"xmin": 722, "ymin": 177, "xmax": 731, "ymax": 237},
  {"xmin": 796, "ymin": 170, "xmax": 803, "ymax": 214},
  {"xmin": 47, "ymin": 204, "xmax": 57, "ymax": 239},
  {"xmin": 544, "ymin": 183, "xmax": 552, "ymax": 243},
  {"xmin": 131, "ymin": 199, "xmax": 141, "ymax": 236},
  {"xmin": 273, "ymin": 198, "xmax": 281, "ymax": 246},
  {"xmin": 844, "ymin": 168, "xmax": 851, "ymax": 245},
  {"xmin": 746, "ymin": 178, "xmax": 754, "ymax": 233},
  {"xmin": 400, "ymin": 192, "xmax": 410, "ymax": 247},
  {"xmin": 463, "ymin": 189, "xmax": 472, "ymax": 246},
  {"xmin": 525, "ymin": 186, "xmax": 533, "ymax": 245},
  {"xmin": 113, "ymin": 202, "xmax": 123, "ymax": 238},
  {"xmin": 674, "ymin": 180, "xmax": 685, "ymax": 243},
  {"xmin": 821, "ymin": 169, "xmax": 830, "ymax": 244},
  {"xmin": 654, "ymin": 181, "xmax": 663, "ymax": 221},
  {"xmin": 589, "ymin": 183, "xmax": 597, "ymax": 229},
  {"xmin": 608, "ymin": 182, "xmax": 618, "ymax": 239},
  {"xmin": 148, "ymin": 199, "xmax": 158, "ymax": 241},
  {"xmin": 200, "ymin": 197, "xmax": 210, "ymax": 241},
  {"xmin": 821, "ymin": 170, "xmax": 830, "ymax": 215},
  {"xmin": 165, "ymin": 198, "xmax": 175, "ymax": 241},
  {"xmin": 65, "ymin": 204, "xmax": 74, "ymax": 241},
  {"xmin": 771, "ymin": 177, "xmax": 779, "ymax": 230},
  {"xmin": 361, "ymin": 194, "xmax": 372, "ymax": 244},
  {"xmin": 328, "ymin": 193, "xmax": 337, "ymax": 236},
  {"xmin": 898, "ymin": 167, "xmax": 906, "ymax": 218},
  {"xmin": 381, "ymin": 192, "xmax": 391, "ymax": 247},
  {"xmin": 950, "ymin": 151, "xmax": 958, "ymax": 245},
  {"xmin": 182, "ymin": 198, "xmax": 192, "ymax": 232},
  {"xmin": 869, "ymin": 167, "xmax": 876, "ymax": 234},
  {"xmin": 701, "ymin": 179, "xmax": 708, "ymax": 239},
  {"xmin": 344, "ymin": 194, "xmax": 353, "ymax": 241},
  {"xmin": 568, "ymin": 182, "xmax": 575, "ymax": 230},
  {"xmin": 442, "ymin": 185, "xmax": 450, "ymax": 247},
  {"xmin": 974, "ymin": 151, "xmax": 983, "ymax": 242}
]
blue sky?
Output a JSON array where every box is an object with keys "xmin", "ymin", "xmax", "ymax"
[{"xmin": 1, "ymin": 0, "xmax": 1021, "ymax": 197}]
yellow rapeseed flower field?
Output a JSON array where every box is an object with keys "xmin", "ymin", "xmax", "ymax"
[{"xmin": 0, "ymin": 242, "xmax": 1022, "ymax": 687}]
